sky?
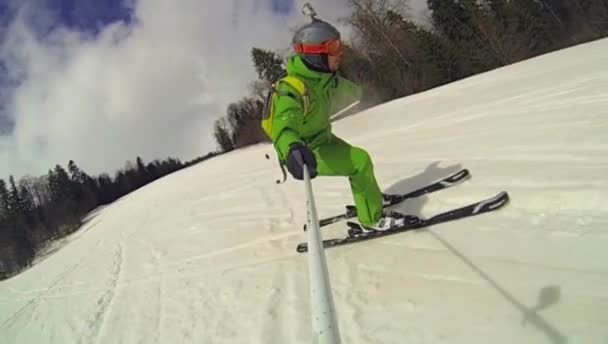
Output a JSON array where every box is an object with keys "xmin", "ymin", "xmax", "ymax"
[{"xmin": 0, "ymin": 0, "xmax": 429, "ymax": 180}]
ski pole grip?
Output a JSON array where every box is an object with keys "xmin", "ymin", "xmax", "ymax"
[
  {"xmin": 294, "ymin": 150, "xmax": 305, "ymax": 167},
  {"xmin": 293, "ymin": 150, "xmax": 311, "ymax": 179}
]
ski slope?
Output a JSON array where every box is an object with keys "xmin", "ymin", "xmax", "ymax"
[{"xmin": 1, "ymin": 39, "xmax": 607, "ymax": 344}]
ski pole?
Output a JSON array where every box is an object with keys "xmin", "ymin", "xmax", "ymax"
[{"xmin": 295, "ymin": 151, "xmax": 341, "ymax": 344}]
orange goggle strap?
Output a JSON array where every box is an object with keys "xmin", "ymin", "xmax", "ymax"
[{"xmin": 293, "ymin": 39, "xmax": 341, "ymax": 55}]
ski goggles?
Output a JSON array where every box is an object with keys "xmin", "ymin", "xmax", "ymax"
[{"xmin": 293, "ymin": 38, "xmax": 342, "ymax": 56}]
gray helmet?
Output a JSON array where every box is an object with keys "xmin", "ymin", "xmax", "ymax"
[{"xmin": 292, "ymin": 18, "xmax": 341, "ymax": 72}]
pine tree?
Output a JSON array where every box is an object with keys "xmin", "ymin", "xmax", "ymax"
[
  {"xmin": 116, "ymin": 171, "xmax": 133, "ymax": 195},
  {"xmin": 136, "ymin": 157, "xmax": 147, "ymax": 184},
  {"xmin": 414, "ymin": 27, "xmax": 460, "ymax": 87},
  {"xmin": 19, "ymin": 185, "xmax": 35, "ymax": 213},
  {"xmin": 251, "ymin": 48, "xmax": 285, "ymax": 83},
  {"xmin": 577, "ymin": 0, "xmax": 608, "ymax": 36},
  {"xmin": 67, "ymin": 160, "xmax": 98, "ymax": 214},
  {"xmin": 0, "ymin": 179, "xmax": 10, "ymax": 222},
  {"xmin": 48, "ymin": 164, "xmax": 81, "ymax": 228},
  {"xmin": 434, "ymin": 0, "xmax": 509, "ymax": 69},
  {"xmin": 17, "ymin": 183, "xmax": 38, "ymax": 230},
  {"xmin": 96, "ymin": 174, "xmax": 115, "ymax": 205},
  {"xmin": 8, "ymin": 176, "xmax": 24, "ymax": 215},
  {"xmin": 68, "ymin": 160, "xmax": 82, "ymax": 182},
  {"xmin": 486, "ymin": 0, "xmax": 562, "ymax": 55},
  {"xmin": 428, "ymin": 0, "xmax": 478, "ymax": 42},
  {"xmin": 5, "ymin": 176, "xmax": 34, "ymax": 261},
  {"xmin": 48, "ymin": 165, "xmax": 72, "ymax": 202}
]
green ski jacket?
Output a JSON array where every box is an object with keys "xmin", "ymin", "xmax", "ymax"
[{"xmin": 269, "ymin": 55, "xmax": 362, "ymax": 161}]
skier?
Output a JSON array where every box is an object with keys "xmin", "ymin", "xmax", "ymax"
[{"xmin": 264, "ymin": 17, "xmax": 406, "ymax": 232}]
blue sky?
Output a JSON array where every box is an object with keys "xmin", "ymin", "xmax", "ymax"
[
  {"xmin": 0, "ymin": 0, "xmax": 135, "ymax": 43},
  {"xmin": 0, "ymin": 0, "xmax": 135, "ymax": 134},
  {"xmin": 270, "ymin": 0, "xmax": 294, "ymax": 16},
  {"xmin": 42, "ymin": 0, "xmax": 134, "ymax": 34}
]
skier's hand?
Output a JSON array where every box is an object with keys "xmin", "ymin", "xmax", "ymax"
[{"xmin": 287, "ymin": 143, "xmax": 317, "ymax": 180}]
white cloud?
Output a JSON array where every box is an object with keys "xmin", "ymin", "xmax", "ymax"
[{"xmin": 0, "ymin": 0, "xmax": 428, "ymax": 179}]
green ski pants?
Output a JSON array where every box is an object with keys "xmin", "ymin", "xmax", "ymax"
[{"xmin": 312, "ymin": 134, "xmax": 383, "ymax": 226}]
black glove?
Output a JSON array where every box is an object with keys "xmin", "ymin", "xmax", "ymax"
[{"xmin": 286, "ymin": 143, "xmax": 317, "ymax": 180}]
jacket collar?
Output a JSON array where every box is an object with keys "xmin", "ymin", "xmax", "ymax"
[{"xmin": 286, "ymin": 55, "xmax": 335, "ymax": 86}]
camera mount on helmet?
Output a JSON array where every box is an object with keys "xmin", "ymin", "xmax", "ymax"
[{"xmin": 302, "ymin": 3, "xmax": 318, "ymax": 20}]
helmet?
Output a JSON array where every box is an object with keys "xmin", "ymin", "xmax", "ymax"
[{"xmin": 292, "ymin": 18, "xmax": 341, "ymax": 72}]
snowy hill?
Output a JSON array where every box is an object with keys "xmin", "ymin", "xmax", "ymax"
[{"xmin": 1, "ymin": 38, "xmax": 607, "ymax": 344}]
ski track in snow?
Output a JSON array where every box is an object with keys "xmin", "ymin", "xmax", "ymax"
[
  {"xmin": 84, "ymin": 243, "xmax": 124, "ymax": 344},
  {"xmin": 1, "ymin": 38, "xmax": 608, "ymax": 343}
]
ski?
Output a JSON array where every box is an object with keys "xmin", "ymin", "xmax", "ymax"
[
  {"xmin": 296, "ymin": 191, "xmax": 509, "ymax": 253},
  {"xmin": 309, "ymin": 168, "xmax": 471, "ymax": 230}
]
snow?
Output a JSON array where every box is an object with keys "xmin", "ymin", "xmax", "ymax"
[{"xmin": 1, "ymin": 38, "xmax": 608, "ymax": 344}]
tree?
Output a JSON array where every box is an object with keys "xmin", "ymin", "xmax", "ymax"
[
  {"xmin": 4, "ymin": 176, "xmax": 35, "ymax": 265},
  {"xmin": 557, "ymin": 0, "xmax": 608, "ymax": 41},
  {"xmin": 227, "ymin": 97, "xmax": 267, "ymax": 148},
  {"xmin": 116, "ymin": 171, "xmax": 133, "ymax": 195},
  {"xmin": 18, "ymin": 176, "xmax": 49, "ymax": 208},
  {"xmin": 251, "ymin": 48, "xmax": 285, "ymax": 83},
  {"xmin": 414, "ymin": 27, "xmax": 460, "ymax": 87},
  {"xmin": 136, "ymin": 157, "xmax": 148, "ymax": 184},
  {"xmin": 96, "ymin": 173, "xmax": 116, "ymax": 205},
  {"xmin": 68, "ymin": 160, "xmax": 84, "ymax": 183},
  {"xmin": 47, "ymin": 165, "xmax": 81, "ymax": 229},
  {"xmin": 486, "ymin": 0, "xmax": 562, "ymax": 56},
  {"xmin": 0, "ymin": 179, "xmax": 10, "ymax": 222},
  {"xmin": 214, "ymin": 118, "xmax": 234, "ymax": 152},
  {"xmin": 428, "ymin": 0, "xmax": 476, "ymax": 41},
  {"xmin": 428, "ymin": 0, "xmax": 500, "ymax": 73},
  {"xmin": 8, "ymin": 176, "xmax": 23, "ymax": 219},
  {"xmin": 67, "ymin": 160, "xmax": 97, "ymax": 214},
  {"xmin": 345, "ymin": 0, "xmax": 420, "ymax": 100},
  {"xmin": 580, "ymin": 0, "xmax": 608, "ymax": 35},
  {"xmin": 48, "ymin": 165, "xmax": 72, "ymax": 203}
]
